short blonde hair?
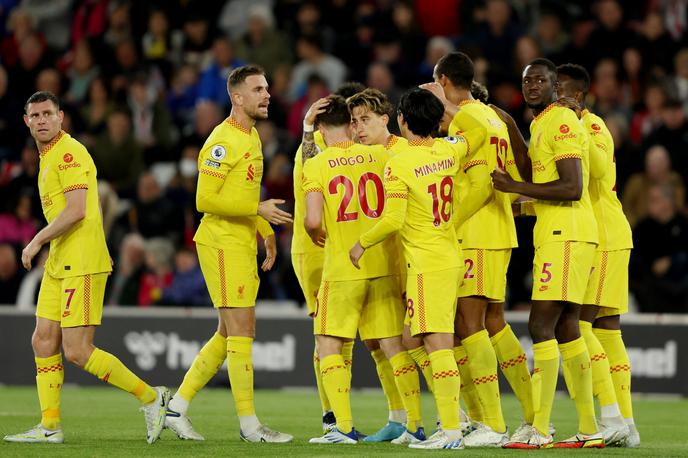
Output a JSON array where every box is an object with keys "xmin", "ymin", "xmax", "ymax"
[{"xmin": 346, "ymin": 88, "xmax": 392, "ymax": 118}]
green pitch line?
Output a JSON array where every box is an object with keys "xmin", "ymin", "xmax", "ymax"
[{"xmin": 0, "ymin": 387, "xmax": 686, "ymax": 457}]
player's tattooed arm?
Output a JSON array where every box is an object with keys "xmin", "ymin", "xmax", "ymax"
[{"xmin": 302, "ymin": 97, "xmax": 331, "ymax": 163}]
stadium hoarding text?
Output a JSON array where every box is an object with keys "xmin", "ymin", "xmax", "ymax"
[{"xmin": 1, "ymin": 307, "xmax": 686, "ymax": 395}]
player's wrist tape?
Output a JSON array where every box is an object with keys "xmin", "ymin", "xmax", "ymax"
[{"xmin": 303, "ymin": 122, "xmax": 314, "ymax": 133}]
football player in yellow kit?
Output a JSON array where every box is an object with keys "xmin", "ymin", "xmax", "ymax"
[
  {"xmin": 291, "ymin": 82, "xmax": 365, "ymax": 433},
  {"xmin": 346, "ymin": 88, "xmax": 426, "ymax": 444},
  {"xmin": 557, "ymin": 63, "xmax": 637, "ymax": 447},
  {"xmin": 164, "ymin": 65, "xmax": 293, "ymax": 443},
  {"xmin": 351, "ymin": 88, "xmax": 486, "ymax": 449},
  {"xmin": 492, "ymin": 58, "xmax": 604, "ymax": 449},
  {"xmin": 302, "ymin": 95, "xmax": 411, "ymax": 444},
  {"xmin": 4, "ymin": 92, "xmax": 168, "ymax": 445},
  {"xmin": 425, "ymin": 52, "xmax": 533, "ymax": 447}
]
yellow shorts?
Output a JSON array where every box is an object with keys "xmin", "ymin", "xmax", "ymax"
[
  {"xmin": 36, "ymin": 272, "xmax": 108, "ymax": 327},
  {"xmin": 197, "ymin": 243, "xmax": 259, "ymax": 308},
  {"xmin": 532, "ymin": 241, "xmax": 596, "ymax": 304},
  {"xmin": 458, "ymin": 248, "xmax": 512, "ymax": 302},
  {"xmin": 291, "ymin": 251, "xmax": 324, "ymax": 317},
  {"xmin": 314, "ymin": 275, "xmax": 404, "ymax": 340},
  {"xmin": 406, "ymin": 268, "xmax": 461, "ymax": 336},
  {"xmin": 582, "ymin": 249, "xmax": 630, "ymax": 317}
]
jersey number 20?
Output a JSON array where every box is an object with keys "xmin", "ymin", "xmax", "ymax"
[{"xmin": 329, "ymin": 173, "xmax": 384, "ymax": 222}]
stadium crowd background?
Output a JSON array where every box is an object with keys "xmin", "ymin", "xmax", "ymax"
[{"xmin": 0, "ymin": 0, "xmax": 686, "ymax": 313}]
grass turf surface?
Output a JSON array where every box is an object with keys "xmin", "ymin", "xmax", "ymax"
[{"xmin": 0, "ymin": 387, "xmax": 686, "ymax": 457}]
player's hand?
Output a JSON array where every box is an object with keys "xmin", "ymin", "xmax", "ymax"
[
  {"xmin": 419, "ymin": 82, "xmax": 449, "ymax": 106},
  {"xmin": 349, "ymin": 240, "xmax": 365, "ymax": 269},
  {"xmin": 258, "ymin": 199, "xmax": 293, "ymax": 225},
  {"xmin": 491, "ymin": 167, "xmax": 517, "ymax": 193},
  {"xmin": 310, "ymin": 228, "xmax": 326, "ymax": 248},
  {"xmin": 21, "ymin": 240, "xmax": 41, "ymax": 270},
  {"xmin": 304, "ymin": 97, "xmax": 330, "ymax": 126},
  {"xmin": 261, "ymin": 234, "xmax": 277, "ymax": 271},
  {"xmin": 557, "ymin": 96, "xmax": 582, "ymax": 119}
]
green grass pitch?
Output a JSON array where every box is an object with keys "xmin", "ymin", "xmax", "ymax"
[{"xmin": 1, "ymin": 386, "xmax": 687, "ymax": 457}]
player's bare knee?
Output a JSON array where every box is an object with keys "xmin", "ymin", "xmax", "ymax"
[
  {"xmin": 364, "ymin": 339, "xmax": 380, "ymax": 352},
  {"xmin": 402, "ymin": 333, "xmax": 422, "ymax": 350},
  {"xmin": 593, "ymin": 314, "xmax": 620, "ymax": 330},
  {"xmin": 62, "ymin": 343, "xmax": 91, "ymax": 368},
  {"xmin": 579, "ymin": 304, "xmax": 598, "ymax": 324},
  {"xmin": 554, "ymin": 315, "xmax": 581, "ymax": 343},
  {"xmin": 528, "ymin": 319, "xmax": 555, "ymax": 343},
  {"xmin": 378, "ymin": 336, "xmax": 405, "ymax": 358},
  {"xmin": 31, "ymin": 328, "xmax": 60, "ymax": 357}
]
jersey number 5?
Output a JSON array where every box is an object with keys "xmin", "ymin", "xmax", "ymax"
[
  {"xmin": 427, "ymin": 176, "xmax": 453, "ymax": 226},
  {"xmin": 329, "ymin": 173, "xmax": 384, "ymax": 222}
]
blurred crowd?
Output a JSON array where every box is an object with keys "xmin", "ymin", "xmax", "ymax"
[{"xmin": 0, "ymin": 0, "xmax": 686, "ymax": 313}]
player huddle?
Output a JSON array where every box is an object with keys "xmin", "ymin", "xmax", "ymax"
[
  {"xmin": 293, "ymin": 52, "xmax": 638, "ymax": 450},
  {"xmin": 6, "ymin": 51, "xmax": 637, "ymax": 451}
]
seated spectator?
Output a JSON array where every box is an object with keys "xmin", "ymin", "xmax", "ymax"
[
  {"xmin": 197, "ymin": 36, "xmax": 246, "ymax": 110},
  {"xmin": 0, "ymin": 64, "xmax": 24, "ymax": 160},
  {"xmin": 622, "ymin": 145, "xmax": 686, "ymax": 227},
  {"xmin": 91, "ymin": 109, "xmax": 145, "ymax": 197},
  {"xmin": 79, "ymin": 77, "xmax": 114, "ymax": 147},
  {"xmin": 288, "ymin": 32, "xmax": 347, "ymax": 101},
  {"xmin": 127, "ymin": 72, "xmax": 177, "ymax": 164},
  {"xmin": 3, "ymin": 140, "xmax": 41, "ymax": 220},
  {"xmin": 235, "ymin": 5, "xmax": 293, "ymax": 76},
  {"xmin": 107, "ymin": 233, "xmax": 145, "ymax": 306},
  {"xmin": 629, "ymin": 82, "xmax": 667, "ymax": 145},
  {"xmin": 0, "ymin": 243, "xmax": 22, "ymax": 305},
  {"xmin": 417, "ymin": 36, "xmax": 454, "ymax": 84},
  {"xmin": 631, "ymin": 183, "xmax": 688, "ymax": 313},
  {"xmin": 141, "ymin": 8, "xmax": 182, "ymax": 81},
  {"xmin": 0, "ymin": 193, "xmax": 38, "ymax": 246},
  {"xmin": 160, "ymin": 247, "xmax": 210, "ymax": 306},
  {"xmin": 643, "ymin": 98, "xmax": 688, "ymax": 183},
  {"xmin": 167, "ymin": 64, "xmax": 199, "ymax": 132},
  {"xmin": 98, "ymin": 180, "xmax": 119, "ymax": 241},
  {"xmin": 138, "ymin": 237, "xmax": 174, "ymax": 306},
  {"xmin": 64, "ymin": 39, "xmax": 100, "ymax": 104},
  {"xmin": 287, "ymin": 73, "xmax": 329, "ymax": 139},
  {"xmin": 127, "ymin": 172, "xmax": 184, "ymax": 245}
]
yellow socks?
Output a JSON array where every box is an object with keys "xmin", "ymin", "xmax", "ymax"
[
  {"xmin": 313, "ymin": 346, "xmax": 331, "ymax": 414},
  {"xmin": 594, "ymin": 328, "xmax": 634, "ymax": 421},
  {"xmin": 408, "ymin": 345, "xmax": 434, "ymax": 393},
  {"xmin": 580, "ymin": 322, "xmax": 619, "ymax": 412},
  {"xmin": 532, "ymin": 339, "xmax": 559, "ymax": 436},
  {"xmin": 321, "ymin": 354, "xmax": 352, "ymax": 433},
  {"xmin": 463, "ymin": 330, "xmax": 506, "ymax": 433},
  {"xmin": 371, "ymin": 349, "xmax": 405, "ymax": 421},
  {"xmin": 429, "ymin": 349, "xmax": 460, "ymax": 431},
  {"xmin": 36, "ymin": 354, "xmax": 64, "ymax": 430},
  {"xmin": 176, "ymin": 332, "xmax": 226, "ymax": 406},
  {"xmin": 453, "ymin": 345, "xmax": 483, "ymax": 422},
  {"xmin": 389, "ymin": 351, "xmax": 422, "ymax": 431},
  {"xmin": 84, "ymin": 348, "xmax": 156, "ymax": 404},
  {"xmin": 559, "ymin": 337, "xmax": 597, "ymax": 435},
  {"xmin": 342, "ymin": 341, "xmax": 353, "ymax": 374},
  {"xmin": 491, "ymin": 324, "xmax": 534, "ymax": 423},
  {"xmin": 227, "ymin": 336, "xmax": 255, "ymax": 417}
]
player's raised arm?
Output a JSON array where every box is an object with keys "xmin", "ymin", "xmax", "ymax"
[{"xmin": 302, "ymin": 98, "xmax": 330, "ymax": 163}]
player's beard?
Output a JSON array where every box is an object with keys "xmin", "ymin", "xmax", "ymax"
[{"xmin": 246, "ymin": 104, "xmax": 269, "ymax": 121}]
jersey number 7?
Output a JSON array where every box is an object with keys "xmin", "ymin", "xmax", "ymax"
[{"xmin": 329, "ymin": 173, "xmax": 384, "ymax": 222}]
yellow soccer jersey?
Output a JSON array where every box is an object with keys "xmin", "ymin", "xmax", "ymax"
[
  {"xmin": 582, "ymin": 110, "xmax": 633, "ymax": 251},
  {"xmin": 384, "ymin": 134, "xmax": 409, "ymax": 156},
  {"xmin": 361, "ymin": 136, "xmax": 474, "ymax": 273},
  {"xmin": 292, "ymin": 131, "xmax": 327, "ymax": 255},
  {"xmin": 302, "ymin": 141, "xmax": 396, "ymax": 281},
  {"xmin": 38, "ymin": 130, "xmax": 111, "ymax": 278},
  {"xmin": 529, "ymin": 104, "xmax": 598, "ymax": 247},
  {"xmin": 449, "ymin": 100, "xmax": 518, "ymax": 249},
  {"xmin": 194, "ymin": 118, "xmax": 264, "ymax": 254}
]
